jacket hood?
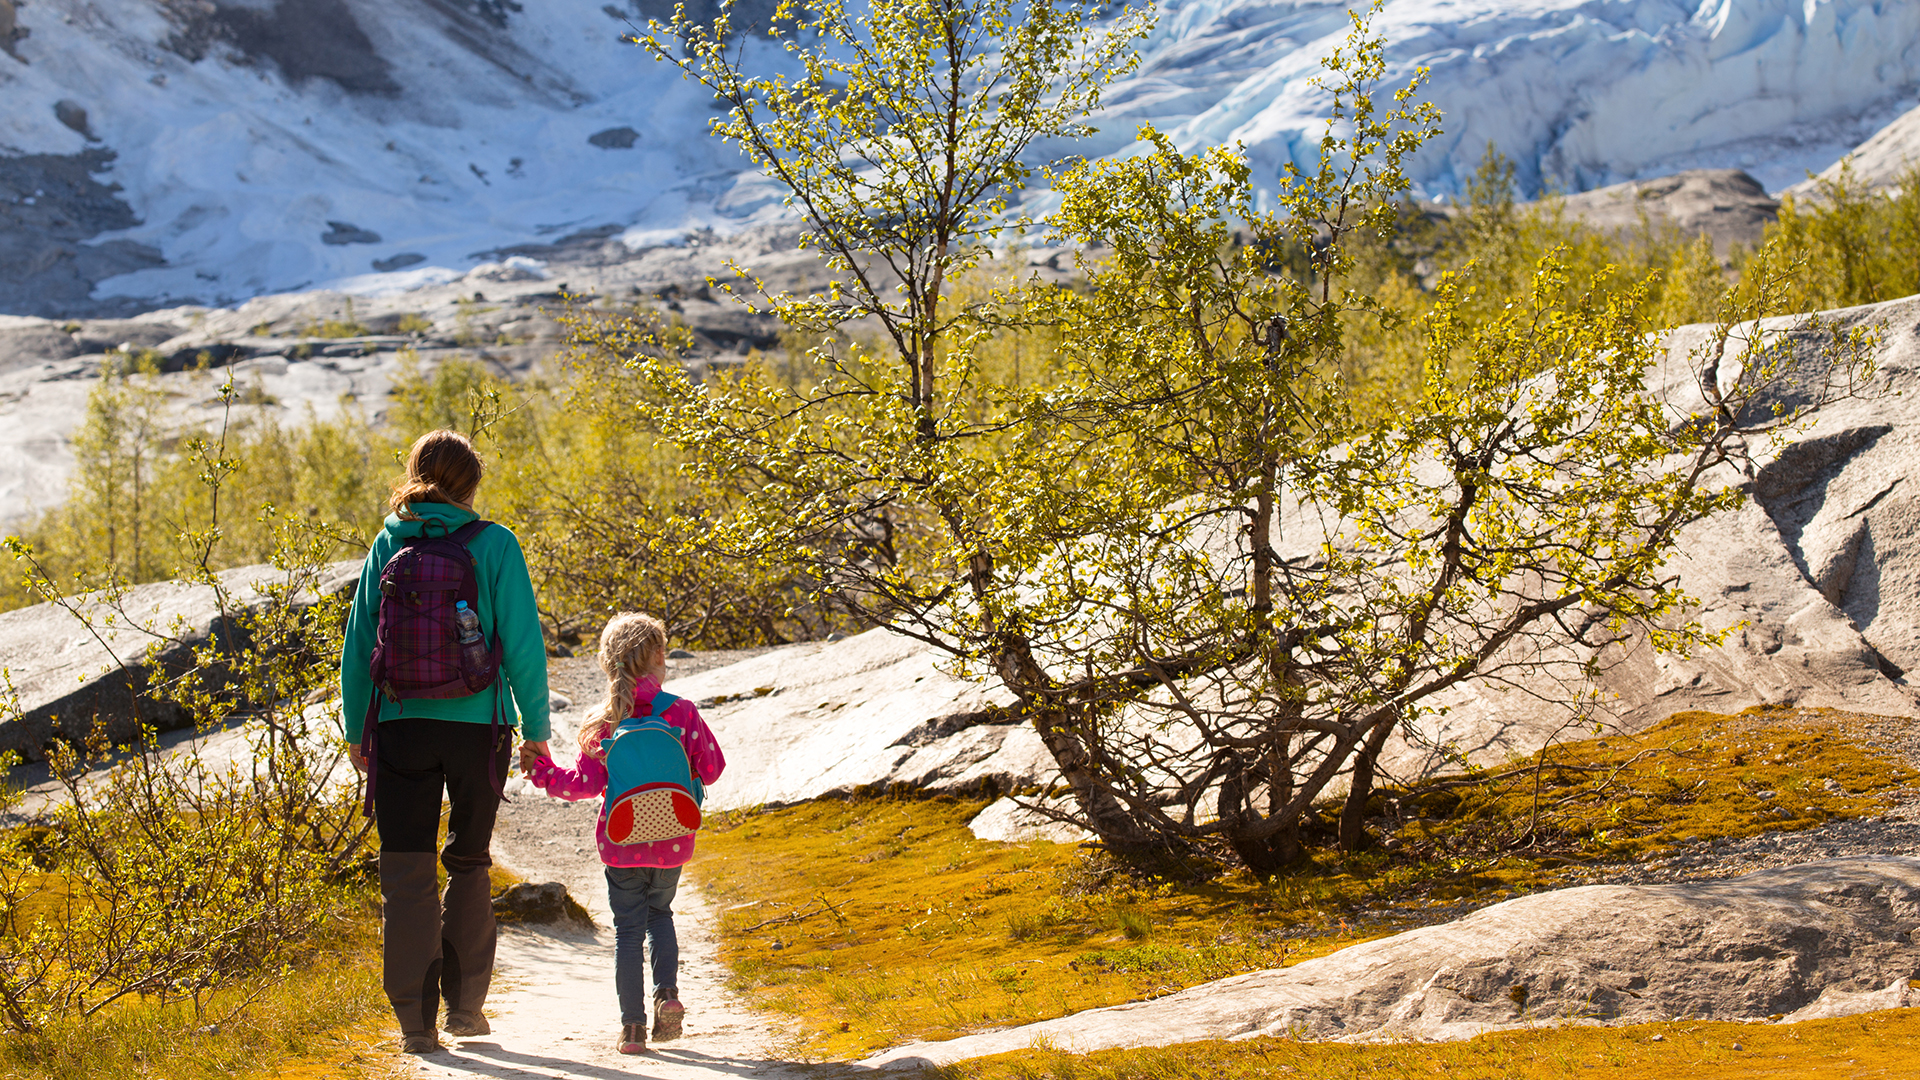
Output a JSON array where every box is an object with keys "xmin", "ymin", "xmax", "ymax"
[{"xmin": 382, "ymin": 502, "xmax": 478, "ymax": 539}]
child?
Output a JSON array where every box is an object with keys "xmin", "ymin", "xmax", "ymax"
[{"xmin": 520, "ymin": 613, "xmax": 726, "ymax": 1055}]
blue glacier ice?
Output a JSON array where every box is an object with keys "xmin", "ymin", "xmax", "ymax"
[{"xmin": 0, "ymin": 0, "xmax": 1912, "ymax": 305}]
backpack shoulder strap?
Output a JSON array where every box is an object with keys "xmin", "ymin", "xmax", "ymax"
[
  {"xmin": 613, "ymin": 692, "xmax": 683, "ymax": 737},
  {"xmin": 448, "ymin": 519, "xmax": 494, "ymax": 546}
]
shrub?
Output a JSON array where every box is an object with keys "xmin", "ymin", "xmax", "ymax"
[{"xmin": 0, "ymin": 375, "xmax": 372, "ymax": 1050}]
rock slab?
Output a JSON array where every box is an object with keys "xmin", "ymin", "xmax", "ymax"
[
  {"xmin": 656, "ymin": 628, "xmax": 1054, "ymax": 811},
  {"xmin": 492, "ymin": 881, "xmax": 594, "ymax": 929},
  {"xmin": 863, "ymin": 856, "xmax": 1920, "ymax": 1067},
  {"xmin": 0, "ymin": 561, "xmax": 359, "ymax": 760},
  {"xmin": 1553, "ymin": 169, "xmax": 1778, "ymax": 257}
]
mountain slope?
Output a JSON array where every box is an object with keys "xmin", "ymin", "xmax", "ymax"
[
  {"xmin": 1795, "ymin": 98, "xmax": 1920, "ymax": 194},
  {"xmin": 2, "ymin": 0, "xmax": 1917, "ymax": 315}
]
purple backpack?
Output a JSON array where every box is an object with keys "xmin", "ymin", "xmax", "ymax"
[{"xmin": 360, "ymin": 519, "xmax": 506, "ymax": 813}]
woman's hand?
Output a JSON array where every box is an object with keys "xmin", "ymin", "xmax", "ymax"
[
  {"xmin": 349, "ymin": 745, "xmax": 368, "ymax": 774},
  {"xmin": 519, "ymin": 740, "xmax": 549, "ymax": 773}
]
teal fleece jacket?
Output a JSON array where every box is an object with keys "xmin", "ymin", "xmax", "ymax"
[{"xmin": 340, "ymin": 502, "xmax": 551, "ymax": 744}]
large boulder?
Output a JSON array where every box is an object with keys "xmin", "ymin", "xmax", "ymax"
[
  {"xmin": 651, "ymin": 629, "xmax": 1052, "ymax": 810},
  {"xmin": 0, "ymin": 561, "xmax": 359, "ymax": 760},
  {"xmin": 863, "ymin": 856, "xmax": 1920, "ymax": 1067},
  {"xmin": 1385, "ymin": 294, "xmax": 1920, "ymax": 779},
  {"xmin": 1552, "ymin": 169, "xmax": 1778, "ymax": 257},
  {"xmin": 492, "ymin": 881, "xmax": 594, "ymax": 929}
]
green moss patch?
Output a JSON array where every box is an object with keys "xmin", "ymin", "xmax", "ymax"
[
  {"xmin": 1393, "ymin": 707, "xmax": 1918, "ymax": 874},
  {"xmin": 691, "ymin": 707, "xmax": 1918, "ymax": 1061},
  {"xmin": 693, "ymin": 797, "xmax": 1369, "ymax": 1058},
  {"xmin": 932, "ymin": 1008, "xmax": 1920, "ymax": 1079}
]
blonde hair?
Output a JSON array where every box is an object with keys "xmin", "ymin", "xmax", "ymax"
[
  {"xmin": 576, "ymin": 613, "xmax": 669, "ymax": 758},
  {"xmin": 389, "ymin": 430, "xmax": 484, "ymax": 519}
]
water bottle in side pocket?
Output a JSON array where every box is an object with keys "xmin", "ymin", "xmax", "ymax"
[{"xmin": 454, "ymin": 600, "xmax": 490, "ymax": 679}]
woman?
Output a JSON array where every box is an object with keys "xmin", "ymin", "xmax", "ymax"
[{"xmin": 341, "ymin": 429, "xmax": 551, "ymax": 1055}]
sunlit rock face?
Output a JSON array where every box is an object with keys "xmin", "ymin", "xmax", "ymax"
[
  {"xmin": 1392, "ymin": 292, "xmax": 1920, "ymax": 781},
  {"xmin": 655, "ymin": 630, "xmax": 1051, "ymax": 812},
  {"xmin": 0, "ymin": 561, "xmax": 358, "ymax": 760}
]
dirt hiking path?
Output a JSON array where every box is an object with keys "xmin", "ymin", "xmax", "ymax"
[
  {"xmin": 407, "ymin": 654, "xmax": 823, "ymax": 1080},
  {"xmin": 406, "ymin": 792, "xmax": 814, "ymax": 1080}
]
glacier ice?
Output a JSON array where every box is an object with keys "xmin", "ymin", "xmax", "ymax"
[
  {"xmin": 0, "ymin": 0, "xmax": 1915, "ymax": 310},
  {"xmin": 1124, "ymin": 0, "xmax": 1920, "ymax": 203}
]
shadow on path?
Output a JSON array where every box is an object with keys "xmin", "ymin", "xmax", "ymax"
[{"xmin": 422, "ymin": 1039, "xmax": 854, "ymax": 1080}]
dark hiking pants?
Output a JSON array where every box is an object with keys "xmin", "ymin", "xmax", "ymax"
[{"xmin": 374, "ymin": 716, "xmax": 512, "ymax": 1037}]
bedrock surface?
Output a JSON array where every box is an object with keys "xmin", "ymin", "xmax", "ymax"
[{"xmin": 864, "ymin": 857, "xmax": 1920, "ymax": 1067}]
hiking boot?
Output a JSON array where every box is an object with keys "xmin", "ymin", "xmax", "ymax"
[
  {"xmin": 443, "ymin": 1011, "xmax": 490, "ymax": 1037},
  {"xmin": 401, "ymin": 1033, "xmax": 443, "ymax": 1055},
  {"xmin": 651, "ymin": 998, "xmax": 685, "ymax": 1042},
  {"xmin": 618, "ymin": 1023, "xmax": 648, "ymax": 1054}
]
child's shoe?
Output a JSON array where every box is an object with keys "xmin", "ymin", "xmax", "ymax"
[
  {"xmin": 652, "ymin": 998, "xmax": 686, "ymax": 1041},
  {"xmin": 618, "ymin": 1023, "xmax": 647, "ymax": 1054}
]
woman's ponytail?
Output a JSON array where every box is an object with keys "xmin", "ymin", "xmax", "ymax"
[{"xmin": 390, "ymin": 430, "xmax": 485, "ymax": 519}]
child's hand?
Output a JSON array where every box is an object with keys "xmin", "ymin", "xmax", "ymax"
[{"xmin": 518, "ymin": 741, "xmax": 548, "ymax": 773}]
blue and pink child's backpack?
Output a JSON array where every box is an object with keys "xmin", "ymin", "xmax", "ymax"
[{"xmin": 602, "ymin": 691, "xmax": 705, "ymax": 846}]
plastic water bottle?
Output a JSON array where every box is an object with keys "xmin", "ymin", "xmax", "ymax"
[{"xmin": 454, "ymin": 600, "xmax": 488, "ymax": 672}]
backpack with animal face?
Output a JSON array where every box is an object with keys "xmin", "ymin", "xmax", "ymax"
[{"xmin": 602, "ymin": 691, "xmax": 704, "ymax": 854}]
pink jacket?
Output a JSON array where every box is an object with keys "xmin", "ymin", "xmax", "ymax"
[{"xmin": 527, "ymin": 679, "xmax": 726, "ymax": 868}]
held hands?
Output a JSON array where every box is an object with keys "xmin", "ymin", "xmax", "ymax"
[{"xmin": 518, "ymin": 739, "xmax": 550, "ymax": 774}]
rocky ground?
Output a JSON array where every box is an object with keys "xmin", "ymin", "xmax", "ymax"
[
  {"xmin": 0, "ymin": 222, "xmax": 1079, "ymax": 530},
  {"xmin": 0, "ymin": 163, "xmax": 1793, "ymax": 532}
]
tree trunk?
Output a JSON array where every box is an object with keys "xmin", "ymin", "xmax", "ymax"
[
  {"xmin": 1219, "ymin": 756, "xmax": 1305, "ymax": 880},
  {"xmin": 1339, "ymin": 711, "xmax": 1400, "ymax": 852},
  {"xmin": 1027, "ymin": 701, "xmax": 1159, "ymax": 855},
  {"xmin": 996, "ymin": 634, "xmax": 1159, "ymax": 856}
]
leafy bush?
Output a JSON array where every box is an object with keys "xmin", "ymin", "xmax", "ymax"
[
  {"xmin": 0, "ymin": 376, "xmax": 372, "ymax": 1062},
  {"xmin": 1763, "ymin": 159, "xmax": 1920, "ymax": 311}
]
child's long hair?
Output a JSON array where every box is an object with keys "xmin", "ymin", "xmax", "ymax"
[{"xmin": 576, "ymin": 613, "xmax": 668, "ymax": 759}]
